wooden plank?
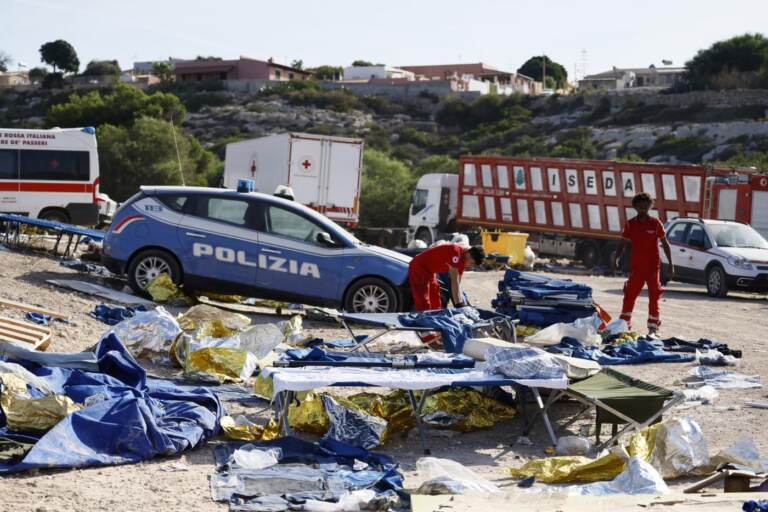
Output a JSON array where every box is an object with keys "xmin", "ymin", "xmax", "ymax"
[
  {"xmin": 0, "ymin": 316, "xmax": 52, "ymax": 351},
  {"xmin": 0, "ymin": 317, "xmax": 49, "ymax": 336},
  {"xmin": 0, "ymin": 298, "xmax": 69, "ymax": 321}
]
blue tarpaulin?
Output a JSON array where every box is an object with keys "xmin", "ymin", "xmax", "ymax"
[
  {"xmin": 89, "ymin": 304, "xmax": 146, "ymax": 325},
  {"xmin": 550, "ymin": 336, "xmax": 695, "ymax": 365},
  {"xmin": 0, "ymin": 334, "xmax": 222, "ymax": 473},
  {"xmin": 496, "ymin": 270, "xmax": 593, "ymax": 299},
  {"xmin": 281, "ymin": 347, "xmax": 475, "ymax": 368}
]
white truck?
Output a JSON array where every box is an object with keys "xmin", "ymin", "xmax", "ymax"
[{"xmin": 223, "ymin": 133, "xmax": 364, "ymax": 227}]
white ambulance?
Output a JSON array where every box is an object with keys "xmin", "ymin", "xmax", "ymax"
[{"xmin": 0, "ymin": 127, "xmax": 116, "ymax": 225}]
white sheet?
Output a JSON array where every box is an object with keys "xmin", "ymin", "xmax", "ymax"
[{"xmin": 261, "ymin": 366, "xmax": 568, "ymax": 397}]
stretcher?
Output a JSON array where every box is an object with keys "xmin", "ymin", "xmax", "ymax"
[
  {"xmin": 261, "ymin": 365, "xmax": 567, "ymax": 454},
  {"xmin": 335, "ymin": 309, "xmax": 517, "ymax": 352},
  {"xmin": 0, "ymin": 214, "xmax": 104, "ymax": 257},
  {"xmin": 274, "ymin": 348, "xmax": 476, "ymax": 369},
  {"xmin": 522, "ymin": 368, "xmax": 683, "ymax": 451}
]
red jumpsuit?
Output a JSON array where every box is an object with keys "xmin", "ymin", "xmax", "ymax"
[
  {"xmin": 409, "ymin": 244, "xmax": 465, "ymax": 311},
  {"xmin": 619, "ymin": 216, "xmax": 666, "ymax": 330}
]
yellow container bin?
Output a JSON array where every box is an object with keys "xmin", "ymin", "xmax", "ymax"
[{"xmin": 481, "ymin": 231, "xmax": 529, "ymax": 265}]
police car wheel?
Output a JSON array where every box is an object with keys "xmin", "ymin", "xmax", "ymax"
[
  {"xmin": 127, "ymin": 249, "xmax": 181, "ymax": 295},
  {"xmin": 345, "ymin": 278, "xmax": 397, "ymax": 314}
]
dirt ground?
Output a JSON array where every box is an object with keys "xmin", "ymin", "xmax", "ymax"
[{"xmin": 1, "ymin": 247, "xmax": 767, "ymax": 511}]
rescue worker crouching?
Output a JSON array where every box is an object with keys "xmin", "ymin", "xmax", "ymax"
[{"xmin": 408, "ymin": 243, "xmax": 485, "ymax": 311}]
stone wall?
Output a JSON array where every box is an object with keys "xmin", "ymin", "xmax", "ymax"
[{"xmin": 581, "ymin": 88, "xmax": 768, "ymax": 109}]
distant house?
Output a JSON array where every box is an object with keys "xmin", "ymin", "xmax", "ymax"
[
  {"xmin": 399, "ymin": 62, "xmax": 541, "ymax": 95},
  {"xmin": 174, "ymin": 57, "xmax": 312, "ymax": 82},
  {"xmin": 342, "ymin": 65, "xmax": 415, "ymax": 81},
  {"xmin": 132, "ymin": 58, "xmax": 185, "ymax": 75},
  {"xmin": 0, "ymin": 71, "xmax": 30, "ymax": 88},
  {"xmin": 579, "ymin": 65, "xmax": 686, "ymax": 91}
]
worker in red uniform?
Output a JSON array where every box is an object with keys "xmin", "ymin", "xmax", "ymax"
[
  {"xmin": 409, "ymin": 243, "xmax": 485, "ymax": 311},
  {"xmin": 614, "ymin": 192, "xmax": 674, "ymax": 334}
]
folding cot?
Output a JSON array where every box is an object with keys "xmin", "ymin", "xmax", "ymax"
[
  {"xmin": 522, "ymin": 368, "xmax": 683, "ymax": 451},
  {"xmin": 334, "ymin": 309, "xmax": 517, "ymax": 353},
  {"xmin": 261, "ymin": 365, "xmax": 567, "ymax": 454},
  {"xmin": 0, "ymin": 213, "xmax": 104, "ymax": 257}
]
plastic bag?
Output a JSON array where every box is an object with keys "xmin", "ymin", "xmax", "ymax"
[
  {"xmin": 556, "ymin": 436, "xmax": 593, "ymax": 456},
  {"xmin": 574, "ymin": 456, "xmax": 669, "ymax": 496},
  {"xmin": 681, "ymin": 385, "xmax": 718, "ymax": 404},
  {"xmin": 526, "ymin": 313, "xmax": 602, "ymax": 347},
  {"xmin": 112, "ymin": 306, "xmax": 182, "ymax": 364},
  {"xmin": 523, "ymin": 246, "xmax": 536, "ymax": 271},
  {"xmin": 603, "ymin": 319, "xmax": 629, "ymax": 335},
  {"xmin": 321, "ymin": 395, "xmax": 387, "ymax": 449},
  {"xmin": 695, "ymin": 349, "xmax": 738, "ymax": 367},
  {"xmin": 416, "ymin": 457, "xmax": 500, "ymax": 494},
  {"xmin": 279, "ymin": 315, "xmax": 309, "ymax": 346},
  {"xmin": 232, "ymin": 445, "xmax": 282, "ymax": 470},
  {"xmin": 649, "ymin": 417, "xmax": 709, "ymax": 478},
  {"xmin": 710, "ymin": 437, "xmax": 765, "ymax": 473}
]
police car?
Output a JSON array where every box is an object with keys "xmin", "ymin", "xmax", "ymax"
[{"xmin": 102, "ymin": 186, "xmax": 412, "ymax": 313}]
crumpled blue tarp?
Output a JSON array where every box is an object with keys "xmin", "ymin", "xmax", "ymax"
[
  {"xmin": 0, "ymin": 333, "xmax": 222, "ymax": 473},
  {"xmin": 24, "ymin": 312, "xmax": 51, "ymax": 326},
  {"xmin": 496, "ymin": 270, "xmax": 593, "ymax": 299},
  {"xmin": 282, "ymin": 347, "xmax": 474, "ymax": 368},
  {"xmin": 89, "ymin": 304, "xmax": 147, "ymax": 326},
  {"xmin": 550, "ymin": 336, "xmax": 695, "ymax": 365},
  {"xmin": 399, "ymin": 308, "xmax": 482, "ymax": 353},
  {"xmin": 212, "ymin": 436, "xmax": 404, "ymax": 508}
]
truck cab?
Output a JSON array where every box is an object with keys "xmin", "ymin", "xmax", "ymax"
[{"xmin": 407, "ymin": 173, "xmax": 458, "ymax": 245}]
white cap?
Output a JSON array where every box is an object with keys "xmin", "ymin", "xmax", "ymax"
[{"xmin": 274, "ymin": 185, "xmax": 295, "ymax": 200}]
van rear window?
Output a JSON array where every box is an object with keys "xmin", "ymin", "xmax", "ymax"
[{"xmin": 19, "ymin": 150, "xmax": 90, "ymax": 181}]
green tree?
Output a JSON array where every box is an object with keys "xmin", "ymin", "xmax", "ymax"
[
  {"xmin": 39, "ymin": 39, "xmax": 80, "ymax": 73},
  {"xmin": 47, "ymin": 83, "xmax": 186, "ymax": 128},
  {"xmin": 359, "ymin": 149, "xmax": 416, "ymax": 227},
  {"xmin": 0, "ymin": 51, "xmax": 12, "ymax": 72},
  {"xmin": 28, "ymin": 67, "xmax": 49, "ymax": 83},
  {"xmin": 352, "ymin": 60, "xmax": 374, "ymax": 67},
  {"xmin": 686, "ymin": 33, "xmax": 768, "ymax": 90},
  {"xmin": 290, "ymin": 59, "xmax": 304, "ymax": 70},
  {"xmin": 97, "ymin": 117, "xmax": 219, "ymax": 201},
  {"xmin": 82, "ymin": 59, "xmax": 121, "ymax": 77},
  {"xmin": 518, "ymin": 55, "xmax": 568, "ymax": 89},
  {"xmin": 308, "ymin": 65, "xmax": 343, "ymax": 80},
  {"xmin": 152, "ymin": 61, "xmax": 174, "ymax": 82},
  {"xmin": 413, "ymin": 155, "xmax": 458, "ymax": 177}
]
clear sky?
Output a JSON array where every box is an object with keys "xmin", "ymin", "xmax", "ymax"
[{"xmin": 3, "ymin": 0, "xmax": 766, "ymax": 80}]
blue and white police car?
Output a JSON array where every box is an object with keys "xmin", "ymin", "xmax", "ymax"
[{"xmin": 102, "ymin": 186, "xmax": 412, "ymax": 313}]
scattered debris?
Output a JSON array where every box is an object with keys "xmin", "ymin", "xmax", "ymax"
[{"xmin": 46, "ymin": 279, "xmax": 153, "ymax": 306}]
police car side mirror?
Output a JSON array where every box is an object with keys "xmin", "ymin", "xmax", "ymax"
[{"xmin": 316, "ymin": 232, "xmax": 337, "ymax": 248}]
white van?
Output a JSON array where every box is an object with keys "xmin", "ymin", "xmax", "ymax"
[{"xmin": 0, "ymin": 127, "xmax": 116, "ymax": 225}]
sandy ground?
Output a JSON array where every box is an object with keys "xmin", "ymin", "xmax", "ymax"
[{"xmin": 0, "ymin": 247, "xmax": 767, "ymax": 511}]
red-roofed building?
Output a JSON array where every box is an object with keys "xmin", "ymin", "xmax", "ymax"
[{"xmin": 174, "ymin": 57, "xmax": 311, "ymax": 82}]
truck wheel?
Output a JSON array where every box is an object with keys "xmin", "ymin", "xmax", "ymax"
[
  {"xmin": 127, "ymin": 249, "xmax": 181, "ymax": 296},
  {"xmin": 415, "ymin": 228, "xmax": 432, "ymax": 246},
  {"xmin": 39, "ymin": 209, "xmax": 70, "ymax": 224},
  {"xmin": 578, "ymin": 240, "xmax": 600, "ymax": 268},
  {"xmin": 706, "ymin": 265, "xmax": 728, "ymax": 298},
  {"xmin": 344, "ymin": 278, "xmax": 398, "ymax": 313}
]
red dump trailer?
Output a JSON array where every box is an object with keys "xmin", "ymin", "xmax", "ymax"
[{"xmin": 453, "ymin": 156, "xmax": 763, "ymax": 266}]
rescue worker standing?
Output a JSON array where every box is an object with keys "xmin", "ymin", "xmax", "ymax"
[
  {"xmin": 409, "ymin": 243, "xmax": 485, "ymax": 311},
  {"xmin": 614, "ymin": 193, "xmax": 674, "ymax": 334}
]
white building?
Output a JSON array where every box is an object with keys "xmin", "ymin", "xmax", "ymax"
[{"xmin": 342, "ymin": 65, "xmax": 415, "ymax": 81}]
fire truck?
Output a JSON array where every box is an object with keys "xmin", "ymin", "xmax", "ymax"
[{"xmin": 407, "ymin": 156, "xmax": 767, "ymax": 266}]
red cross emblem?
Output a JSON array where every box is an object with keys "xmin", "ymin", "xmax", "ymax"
[{"xmin": 302, "ymin": 159, "xmax": 312, "ymax": 170}]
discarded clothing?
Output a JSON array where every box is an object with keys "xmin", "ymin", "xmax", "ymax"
[
  {"xmin": 399, "ymin": 307, "xmax": 482, "ymax": 353},
  {"xmin": 485, "ymin": 346, "xmax": 566, "ymax": 380},
  {"xmin": 24, "ymin": 312, "xmax": 51, "ymax": 326},
  {"xmin": 90, "ymin": 304, "xmax": 146, "ymax": 325},
  {"xmin": 744, "ymin": 501, "xmax": 768, "ymax": 512},
  {"xmin": 496, "ymin": 270, "xmax": 593, "ymax": 300},
  {"xmin": 60, "ymin": 259, "xmax": 113, "ymax": 276},
  {"xmin": 281, "ymin": 347, "xmax": 475, "ymax": 369},
  {"xmin": 687, "ymin": 366, "xmax": 762, "ymax": 389},
  {"xmin": 211, "ymin": 437, "xmax": 404, "ymax": 510},
  {"xmin": 0, "ymin": 334, "xmax": 222, "ymax": 473},
  {"xmin": 661, "ymin": 337, "xmax": 742, "ymax": 358},
  {"xmin": 551, "ymin": 337, "xmax": 694, "ymax": 365},
  {"xmin": 321, "ymin": 394, "xmax": 387, "ymax": 450}
]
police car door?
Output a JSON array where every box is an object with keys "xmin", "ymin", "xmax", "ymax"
[
  {"xmin": 256, "ymin": 203, "xmax": 343, "ymax": 301},
  {"xmin": 177, "ymin": 193, "xmax": 260, "ymax": 290}
]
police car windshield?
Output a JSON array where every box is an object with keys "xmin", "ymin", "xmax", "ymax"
[{"xmin": 709, "ymin": 224, "xmax": 768, "ymax": 249}]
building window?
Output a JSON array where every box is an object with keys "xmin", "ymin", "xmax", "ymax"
[
  {"xmin": 274, "ymin": 70, "xmax": 281, "ymax": 80},
  {"xmin": 219, "ymin": 71, "xmax": 227, "ymax": 80},
  {"xmin": 196, "ymin": 73, "xmax": 202, "ymax": 81},
  {"xmin": 288, "ymin": 72, "xmax": 294, "ymax": 80}
]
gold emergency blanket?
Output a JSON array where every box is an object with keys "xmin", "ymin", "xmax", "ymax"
[
  {"xmin": 176, "ymin": 305, "xmax": 251, "ymax": 333},
  {"xmin": 185, "ymin": 347, "xmax": 256, "ymax": 383},
  {"xmin": 271, "ymin": 387, "xmax": 516, "ymax": 444},
  {"xmin": 146, "ymin": 274, "xmax": 194, "ymax": 304},
  {"xmin": 0, "ymin": 374, "xmax": 81, "ymax": 432},
  {"xmin": 220, "ymin": 416, "xmax": 280, "ymax": 442},
  {"xmin": 507, "ymin": 423, "xmax": 661, "ymax": 483}
]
